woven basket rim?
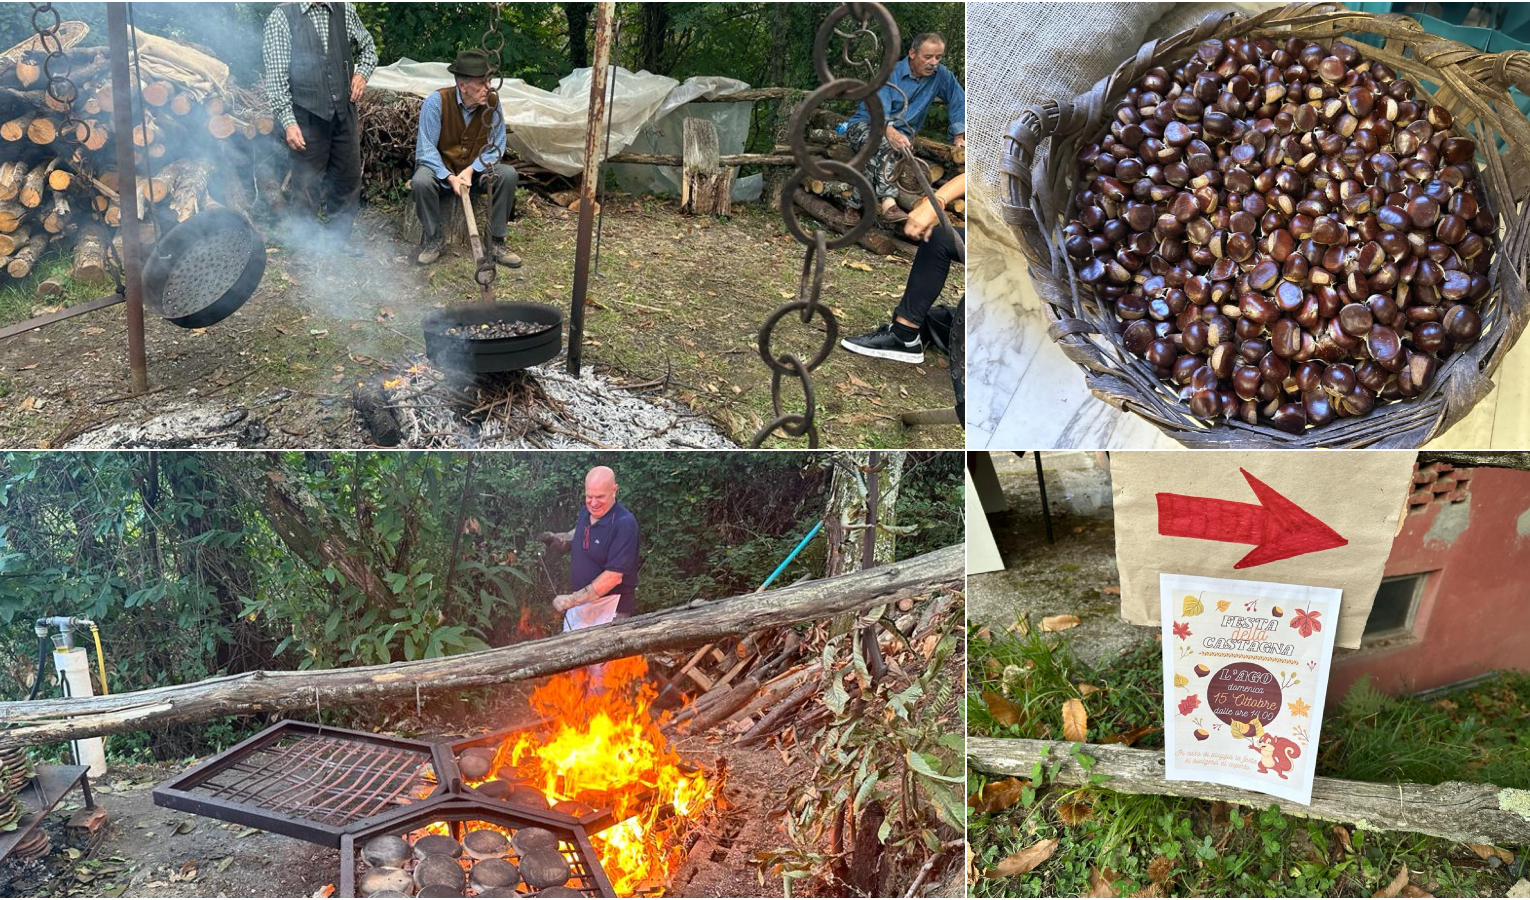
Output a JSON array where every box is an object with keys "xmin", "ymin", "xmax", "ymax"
[{"xmin": 997, "ymin": 3, "xmax": 1530, "ymax": 449}]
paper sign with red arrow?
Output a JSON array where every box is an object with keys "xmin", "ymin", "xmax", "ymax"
[{"xmin": 1156, "ymin": 468, "xmax": 1348, "ymax": 568}]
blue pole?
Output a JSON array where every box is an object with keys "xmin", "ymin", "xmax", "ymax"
[{"xmin": 759, "ymin": 520, "xmax": 824, "ymax": 592}]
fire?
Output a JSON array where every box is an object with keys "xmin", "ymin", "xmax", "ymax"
[{"xmin": 477, "ymin": 656, "xmax": 713, "ymax": 896}]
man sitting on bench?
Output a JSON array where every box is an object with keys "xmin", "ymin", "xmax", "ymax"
[{"xmin": 411, "ymin": 49, "xmax": 521, "ymax": 268}]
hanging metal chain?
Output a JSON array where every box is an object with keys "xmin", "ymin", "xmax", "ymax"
[
  {"xmin": 28, "ymin": 3, "xmax": 83, "ymax": 147},
  {"xmin": 751, "ymin": 3, "xmax": 900, "ymax": 448},
  {"xmin": 469, "ymin": 1, "xmax": 507, "ymax": 291}
]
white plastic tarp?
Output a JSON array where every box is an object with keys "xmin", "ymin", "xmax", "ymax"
[
  {"xmin": 367, "ymin": 60, "xmax": 751, "ymax": 179},
  {"xmin": 607, "ymin": 101, "xmax": 763, "ymax": 202}
]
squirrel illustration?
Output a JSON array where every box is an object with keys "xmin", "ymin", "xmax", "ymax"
[{"xmin": 1252, "ymin": 733, "xmax": 1301, "ymax": 779}]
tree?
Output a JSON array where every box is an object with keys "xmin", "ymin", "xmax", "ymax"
[{"xmin": 564, "ymin": 2, "xmax": 594, "ymax": 69}]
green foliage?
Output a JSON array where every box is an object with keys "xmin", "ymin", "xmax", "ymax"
[{"xmin": 762, "ymin": 608, "xmax": 964, "ymax": 894}]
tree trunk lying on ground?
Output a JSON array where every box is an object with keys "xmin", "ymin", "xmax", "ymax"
[
  {"xmin": 0, "ymin": 544, "xmax": 962, "ymax": 746},
  {"xmin": 967, "ymin": 736, "xmax": 1530, "ymax": 846}
]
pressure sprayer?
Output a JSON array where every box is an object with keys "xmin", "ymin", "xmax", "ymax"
[{"xmin": 29, "ymin": 616, "xmax": 110, "ymax": 777}]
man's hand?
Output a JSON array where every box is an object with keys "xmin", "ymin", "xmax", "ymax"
[
  {"xmin": 536, "ymin": 531, "xmax": 571, "ymax": 556},
  {"xmin": 447, "ymin": 167, "xmax": 474, "ymax": 196},
  {"xmin": 953, "ymin": 132, "xmax": 966, "ymax": 148},
  {"xmin": 552, "ymin": 593, "xmax": 576, "ymax": 613},
  {"xmin": 904, "ymin": 202, "xmax": 938, "ymax": 242},
  {"xmin": 284, "ymin": 123, "xmax": 306, "ymax": 152},
  {"xmin": 885, "ymin": 125, "xmax": 912, "ymax": 153},
  {"xmin": 350, "ymin": 73, "xmax": 367, "ymax": 103}
]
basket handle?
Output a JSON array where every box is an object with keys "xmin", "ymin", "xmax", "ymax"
[{"xmin": 997, "ymin": 11, "xmax": 1240, "ymax": 269}]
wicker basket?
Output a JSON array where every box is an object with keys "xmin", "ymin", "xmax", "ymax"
[{"xmin": 999, "ymin": 3, "xmax": 1530, "ymax": 448}]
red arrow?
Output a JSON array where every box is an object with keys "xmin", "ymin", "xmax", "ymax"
[{"xmin": 1156, "ymin": 468, "xmax": 1347, "ymax": 568}]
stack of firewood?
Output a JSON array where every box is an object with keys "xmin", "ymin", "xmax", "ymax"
[
  {"xmin": 661, "ymin": 588, "xmax": 960, "ymax": 745},
  {"xmin": 0, "ymin": 41, "xmax": 280, "ymax": 289},
  {"xmin": 775, "ymin": 107, "xmax": 964, "ymax": 258}
]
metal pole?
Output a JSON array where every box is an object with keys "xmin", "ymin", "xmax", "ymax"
[
  {"xmin": 107, "ymin": 3, "xmax": 149, "ymax": 394},
  {"xmin": 567, "ymin": 0, "xmax": 615, "ymax": 378}
]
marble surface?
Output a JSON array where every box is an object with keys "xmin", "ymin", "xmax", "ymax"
[{"xmin": 965, "ymin": 210, "xmax": 1530, "ymax": 451}]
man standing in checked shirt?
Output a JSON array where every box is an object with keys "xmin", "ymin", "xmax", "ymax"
[
  {"xmin": 261, "ymin": 2, "xmax": 377, "ymax": 254},
  {"xmin": 843, "ymin": 32, "xmax": 965, "ymax": 227},
  {"xmin": 409, "ymin": 50, "xmax": 522, "ymax": 268}
]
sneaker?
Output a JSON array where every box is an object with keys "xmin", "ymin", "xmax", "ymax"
[
  {"xmin": 491, "ymin": 241, "xmax": 522, "ymax": 268},
  {"xmin": 416, "ymin": 239, "xmax": 444, "ymax": 266},
  {"xmin": 841, "ymin": 324, "xmax": 925, "ymax": 364}
]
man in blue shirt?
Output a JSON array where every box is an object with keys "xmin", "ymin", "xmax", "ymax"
[
  {"xmin": 410, "ymin": 50, "xmax": 521, "ymax": 267},
  {"xmin": 536, "ymin": 466, "xmax": 641, "ymax": 632},
  {"xmin": 843, "ymin": 32, "xmax": 965, "ymax": 226}
]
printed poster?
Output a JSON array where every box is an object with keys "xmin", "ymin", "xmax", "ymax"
[{"xmin": 1160, "ymin": 573, "xmax": 1341, "ymax": 806}]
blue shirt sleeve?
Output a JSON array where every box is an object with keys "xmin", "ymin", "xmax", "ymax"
[
  {"xmin": 942, "ymin": 68, "xmax": 965, "ymax": 138},
  {"xmin": 473, "ymin": 104, "xmax": 506, "ymax": 172},
  {"xmin": 604, "ymin": 513, "xmax": 640, "ymax": 582},
  {"xmin": 416, "ymin": 90, "xmax": 450, "ymax": 180}
]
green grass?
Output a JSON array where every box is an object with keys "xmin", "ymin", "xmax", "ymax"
[
  {"xmin": 0, "ymin": 250, "xmax": 117, "ymax": 329},
  {"xmin": 967, "ymin": 625, "xmax": 1530, "ymax": 897}
]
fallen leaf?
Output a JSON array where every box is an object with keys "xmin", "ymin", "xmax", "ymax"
[
  {"xmin": 216, "ymin": 856, "xmax": 234, "ymax": 873},
  {"xmin": 983, "ymin": 657, "xmax": 1003, "ymax": 679},
  {"xmin": 843, "ymin": 259, "xmax": 872, "ymax": 272},
  {"xmin": 1210, "ymin": 800, "xmax": 1231, "ymax": 830},
  {"xmin": 1008, "ymin": 618, "xmax": 1031, "ymax": 636},
  {"xmin": 983, "ymin": 691, "xmax": 1024, "ymax": 728},
  {"xmin": 1056, "ymin": 796, "xmax": 1094, "ymax": 825},
  {"xmin": 1332, "ymin": 825, "xmax": 1353, "ymax": 855},
  {"xmin": 967, "ymin": 777, "xmax": 1029, "ymax": 814},
  {"xmin": 966, "ymin": 843, "xmax": 977, "ymax": 886},
  {"xmin": 1099, "ymin": 724, "xmax": 1160, "ymax": 746},
  {"xmin": 1077, "ymin": 683, "xmax": 1102, "ymax": 696},
  {"xmin": 1374, "ymin": 866, "xmax": 1410, "ymax": 898},
  {"xmin": 1041, "ymin": 614, "xmax": 1082, "ymax": 632},
  {"xmin": 1103, "ymin": 585, "xmax": 1121, "ymax": 596},
  {"xmin": 1085, "ymin": 866, "xmax": 1121, "ymax": 897},
  {"xmin": 1399, "ymin": 887, "xmax": 1433, "ymax": 898},
  {"xmin": 985, "ymin": 837, "xmax": 1059, "ymax": 878},
  {"xmin": 1467, "ymin": 844, "xmax": 1514, "ymax": 863},
  {"xmin": 1062, "ymin": 698, "xmax": 1088, "ymax": 742},
  {"xmin": 1433, "ymin": 698, "xmax": 1459, "ymax": 711}
]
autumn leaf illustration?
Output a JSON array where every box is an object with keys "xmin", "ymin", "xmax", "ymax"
[
  {"xmin": 1177, "ymin": 694, "xmax": 1200, "ymax": 716},
  {"xmin": 1229, "ymin": 718, "xmax": 1248, "ymax": 739},
  {"xmin": 1216, "ymin": 599, "xmax": 1231, "ymax": 612},
  {"xmin": 1289, "ymin": 608, "xmax": 1323, "ymax": 638},
  {"xmin": 1173, "ymin": 672, "xmax": 1189, "ymax": 688},
  {"xmin": 1288, "ymin": 697, "xmax": 1311, "ymax": 718},
  {"xmin": 1182, "ymin": 594, "xmax": 1205, "ymax": 617},
  {"xmin": 1173, "ymin": 621, "xmax": 1192, "ymax": 640}
]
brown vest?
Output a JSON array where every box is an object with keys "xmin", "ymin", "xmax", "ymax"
[{"xmin": 436, "ymin": 87, "xmax": 500, "ymax": 174}]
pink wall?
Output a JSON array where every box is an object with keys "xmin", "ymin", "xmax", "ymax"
[{"xmin": 1328, "ymin": 464, "xmax": 1530, "ymax": 698}]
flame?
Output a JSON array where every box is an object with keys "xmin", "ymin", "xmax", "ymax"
[{"xmin": 474, "ymin": 657, "xmax": 713, "ymax": 895}]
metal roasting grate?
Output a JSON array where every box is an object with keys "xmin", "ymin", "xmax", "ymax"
[
  {"xmin": 192, "ymin": 732, "xmax": 431, "ymax": 825},
  {"xmin": 154, "ymin": 721, "xmax": 449, "ymax": 847}
]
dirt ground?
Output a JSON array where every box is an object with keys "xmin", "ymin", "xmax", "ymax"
[{"xmin": 0, "ymin": 194, "xmax": 962, "ymax": 450}]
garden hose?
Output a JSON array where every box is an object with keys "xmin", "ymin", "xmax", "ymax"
[{"xmin": 89, "ymin": 624, "xmax": 109, "ymax": 695}]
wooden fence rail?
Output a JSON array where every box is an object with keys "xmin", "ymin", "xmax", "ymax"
[{"xmin": 968, "ymin": 737, "xmax": 1530, "ymax": 846}]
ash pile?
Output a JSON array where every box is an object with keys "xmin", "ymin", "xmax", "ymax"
[
  {"xmin": 360, "ymin": 358, "xmax": 736, "ymax": 449},
  {"xmin": 62, "ymin": 392, "xmax": 284, "ymax": 449}
]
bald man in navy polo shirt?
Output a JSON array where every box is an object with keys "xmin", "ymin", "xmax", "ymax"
[{"xmin": 537, "ymin": 466, "xmax": 641, "ymax": 632}]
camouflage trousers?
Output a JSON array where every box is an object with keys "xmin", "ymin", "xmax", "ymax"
[{"xmin": 844, "ymin": 120, "xmax": 902, "ymax": 210}]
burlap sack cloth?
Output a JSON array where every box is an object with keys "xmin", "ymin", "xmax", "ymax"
[{"xmin": 967, "ymin": 2, "xmax": 1261, "ymax": 249}]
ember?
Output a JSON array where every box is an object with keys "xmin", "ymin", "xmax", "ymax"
[{"xmin": 444, "ymin": 320, "xmax": 557, "ymax": 340}]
